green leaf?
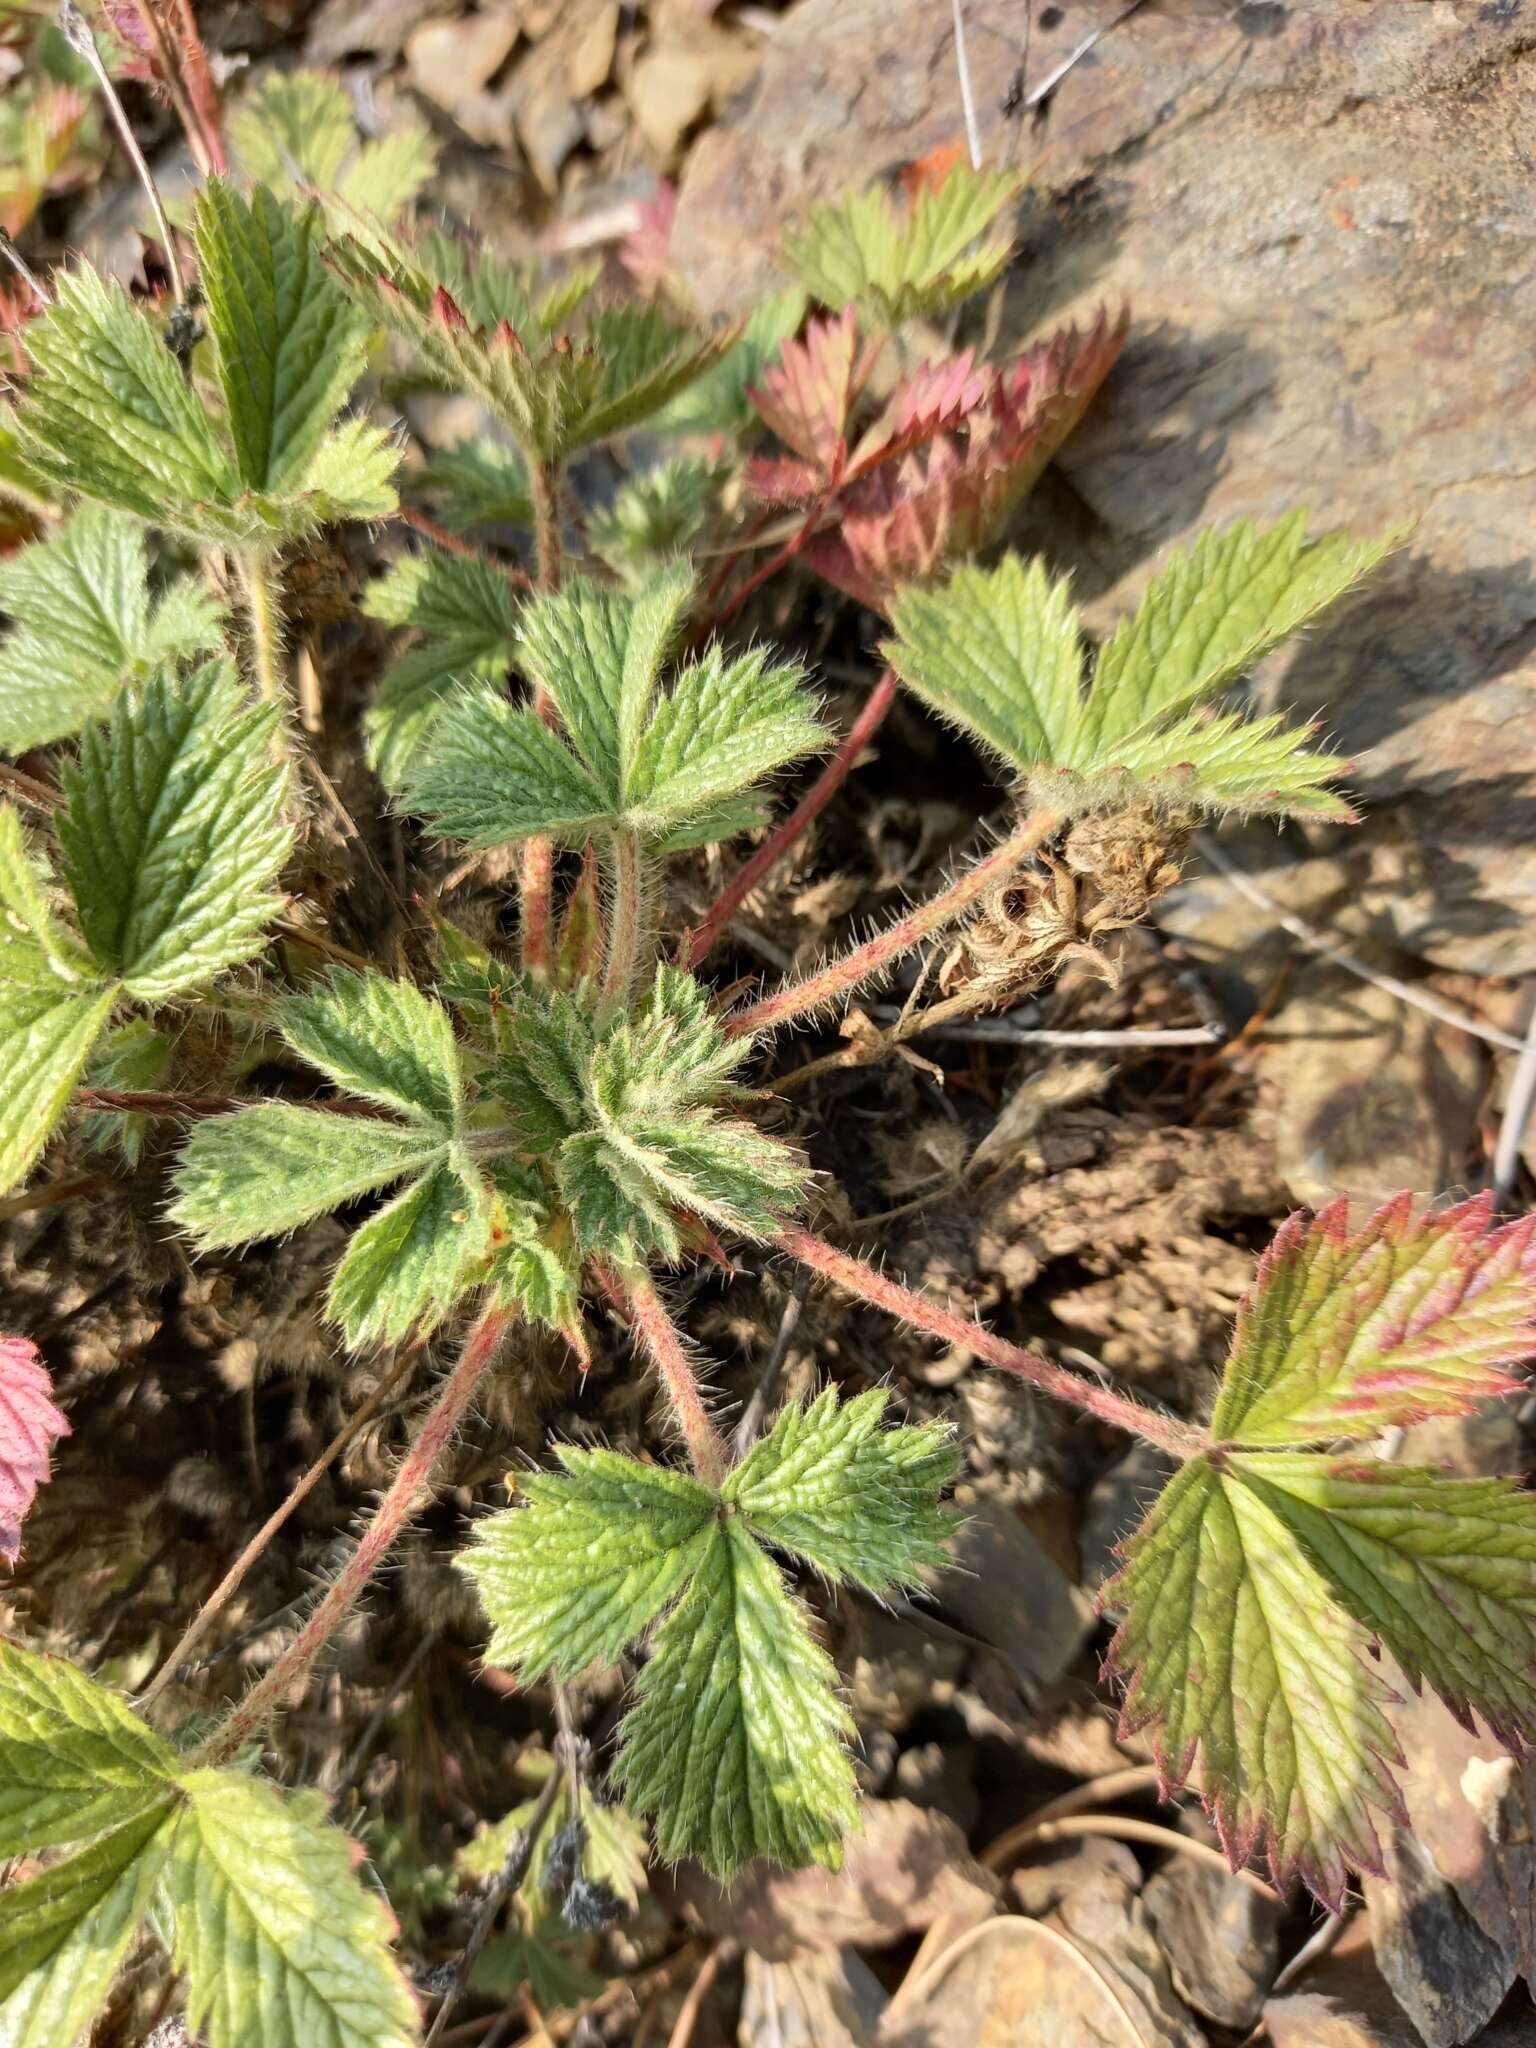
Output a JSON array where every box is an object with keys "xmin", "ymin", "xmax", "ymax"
[
  {"xmin": 0, "ymin": 1640, "xmax": 179, "ymax": 1856},
  {"xmin": 724, "ymin": 1387, "xmax": 959, "ymax": 1593},
  {"xmin": 885, "ymin": 523, "xmax": 1390, "ymax": 819},
  {"xmin": 0, "ymin": 1803, "xmax": 179, "ymax": 2046},
  {"xmin": 407, "ymin": 574, "xmax": 822, "ymax": 849},
  {"xmin": 277, "ymin": 969, "xmax": 464, "ymax": 1130},
  {"xmin": 366, "ymin": 642, "xmax": 507, "ymax": 790},
  {"xmin": 16, "ymin": 267, "xmax": 237, "ymax": 534},
  {"xmin": 294, "ymin": 418, "xmax": 400, "ymax": 526},
  {"xmin": 0, "ymin": 804, "xmax": 95, "ymax": 985},
  {"xmin": 469, "ymin": 1934, "xmax": 603, "ymax": 2011},
  {"xmin": 783, "ymin": 160, "xmax": 1022, "ymax": 325},
  {"xmin": 1232, "ymin": 1454, "xmax": 1536, "ymax": 1751},
  {"xmin": 170, "ymin": 1105, "xmax": 450, "ymax": 1249},
  {"xmin": 362, "ymin": 548, "xmax": 521, "ymax": 642},
  {"xmin": 167, "ymin": 1769, "xmax": 419, "ymax": 2048},
  {"xmin": 587, "ymin": 457, "xmax": 730, "ymax": 591},
  {"xmin": 80, "ymin": 1016, "xmax": 174, "ymax": 1168},
  {"xmin": 616, "ymin": 1517, "xmax": 859, "ymax": 1878},
  {"xmin": 196, "ymin": 181, "xmax": 371, "ymax": 495},
  {"xmin": 413, "ymin": 436, "xmax": 532, "ymax": 532},
  {"xmin": 229, "ymin": 70, "xmax": 439, "ymax": 228},
  {"xmin": 58, "ymin": 661, "xmax": 292, "ymax": 1001},
  {"xmin": 0, "ymin": 979, "xmax": 116, "ymax": 1196},
  {"xmin": 484, "ymin": 1163, "xmax": 582, "ymax": 1332},
  {"xmin": 0, "ymin": 507, "xmax": 222, "ymax": 753},
  {"xmin": 1104, "ymin": 1453, "xmax": 1403, "ymax": 1906},
  {"xmin": 1211, "ymin": 1193, "xmax": 1536, "ymax": 1447},
  {"xmin": 463, "ymin": 1449, "xmax": 717, "ymax": 1681},
  {"xmin": 326, "ymin": 1161, "xmax": 490, "ymax": 1346},
  {"xmin": 655, "ymin": 288, "xmax": 808, "ymax": 439}
]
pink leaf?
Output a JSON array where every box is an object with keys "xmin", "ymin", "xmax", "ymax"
[
  {"xmin": 746, "ymin": 308, "xmax": 866, "ymax": 482},
  {"xmin": 1211, "ymin": 1190, "xmax": 1536, "ymax": 1446},
  {"xmin": 0, "ymin": 1335, "xmax": 68, "ymax": 1565},
  {"xmin": 620, "ymin": 183, "xmax": 679, "ymax": 299}
]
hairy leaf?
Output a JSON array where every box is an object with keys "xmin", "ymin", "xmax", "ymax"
[
  {"xmin": 1234, "ymin": 1455, "xmax": 1536, "ymax": 1749},
  {"xmin": 167, "ymin": 1770, "xmax": 420, "ymax": 2048},
  {"xmin": 58, "ymin": 661, "xmax": 292, "ymax": 1001},
  {"xmin": 170, "ymin": 1105, "xmax": 449, "ymax": 1248},
  {"xmin": 326, "ymin": 1161, "xmax": 490, "ymax": 1347},
  {"xmin": 0, "ymin": 802, "xmax": 95, "ymax": 985},
  {"xmin": 0, "ymin": 505, "xmax": 222, "ymax": 751},
  {"xmin": 277, "ymin": 969, "xmax": 464, "ymax": 1130},
  {"xmin": 462, "ymin": 1450, "xmax": 717, "ymax": 1680},
  {"xmin": 656, "ymin": 287, "xmax": 807, "ymax": 438},
  {"xmin": 0, "ymin": 1803, "xmax": 178, "ymax": 2045},
  {"xmin": 724, "ymin": 1387, "xmax": 959, "ymax": 1593},
  {"xmin": 783, "ymin": 160, "xmax": 1022, "ymax": 325},
  {"xmin": 413, "ymin": 436, "xmax": 532, "ymax": 532},
  {"xmin": 616, "ymin": 1517, "xmax": 859, "ymax": 1878},
  {"xmin": 228, "ymin": 70, "xmax": 437, "ymax": 224},
  {"xmin": 80, "ymin": 1017, "xmax": 175, "ymax": 1169},
  {"xmin": 886, "ymin": 520, "xmax": 1389, "ymax": 818},
  {"xmin": 362, "ymin": 549, "xmax": 522, "ymax": 784},
  {"xmin": 587, "ymin": 457, "xmax": 729, "ymax": 590},
  {"xmin": 196, "ymin": 181, "xmax": 371, "ymax": 496},
  {"xmin": 1212, "ymin": 1193, "xmax": 1536, "ymax": 1447},
  {"xmin": 748, "ymin": 308, "xmax": 864, "ymax": 478},
  {"xmin": 0, "ymin": 978, "xmax": 116, "ymax": 1196},
  {"xmin": 1104, "ymin": 1454, "xmax": 1402, "ymax": 1906},
  {"xmin": 16, "ymin": 267, "xmax": 237, "ymax": 533},
  {"xmin": 0, "ymin": 1639, "xmax": 178, "ymax": 1856},
  {"xmin": 407, "ymin": 575, "xmax": 822, "ymax": 849},
  {"xmin": 0, "ymin": 1335, "xmax": 69, "ymax": 1567},
  {"xmin": 291, "ymin": 417, "xmax": 400, "ymax": 527}
]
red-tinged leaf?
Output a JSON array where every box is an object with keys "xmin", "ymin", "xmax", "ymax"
[
  {"xmin": 898, "ymin": 141, "xmax": 971, "ymax": 202},
  {"xmin": 0, "ymin": 1333, "xmax": 69, "ymax": 1565},
  {"xmin": 1210, "ymin": 1191, "xmax": 1536, "ymax": 1448},
  {"xmin": 621, "ymin": 183, "xmax": 679, "ymax": 299},
  {"xmin": 747, "ymin": 308, "xmax": 864, "ymax": 478},
  {"xmin": 800, "ymin": 308, "xmax": 1126, "ymax": 614}
]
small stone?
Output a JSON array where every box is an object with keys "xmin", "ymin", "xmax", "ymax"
[{"xmin": 1145, "ymin": 1852, "xmax": 1282, "ymax": 2031}]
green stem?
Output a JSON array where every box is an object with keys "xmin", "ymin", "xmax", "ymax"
[
  {"xmin": 520, "ymin": 458, "xmax": 565, "ymax": 980},
  {"xmin": 729, "ymin": 807, "xmax": 1062, "ymax": 1039},
  {"xmin": 238, "ymin": 549, "xmax": 287, "ymax": 714},
  {"xmin": 599, "ymin": 828, "xmax": 645, "ymax": 1017},
  {"xmin": 621, "ymin": 1267, "xmax": 729, "ymax": 1488},
  {"xmin": 193, "ymin": 1306, "xmax": 514, "ymax": 1767},
  {"xmin": 779, "ymin": 1223, "xmax": 1206, "ymax": 1461}
]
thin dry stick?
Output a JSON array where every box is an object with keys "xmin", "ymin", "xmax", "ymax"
[
  {"xmin": 665, "ymin": 1940, "xmax": 739, "ymax": 2048},
  {"xmin": 684, "ymin": 670, "xmax": 899, "ymax": 969},
  {"xmin": 1493, "ymin": 991, "xmax": 1536, "ymax": 1208},
  {"xmin": 622, "ymin": 1268, "xmax": 729, "ymax": 1487},
  {"xmin": 1022, "ymin": 1816, "xmax": 1278, "ymax": 1899},
  {"xmin": 57, "ymin": 2, "xmax": 186, "ymax": 308},
  {"xmin": 730, "ymin": 808, "xmax": 1063, "ymax": 1038},
  {"xmin": 890, "ymin": 1916, "xmax": 1147, "ymax": 2046},
  {"xmin": 138, "ymin": 1348, "xmax": 420, "ymax": 1710},
  {"xmin": 0, "ymin": 227, "xmax": 52, "ymax": 306},
  {"xmin": 0, "ymin": 761, "xmax": 62, "ymax": 813},
  {"xmin": 950, "ymin": 0, "xmax": 984, "ymax": 170},
  {"xmin": 194, "ymin": 1306, "xmax": 514, "ymax": 1766},
  {"xmin": 982, "ymin": 1765, "xmax": 1162, "ymax": 1868},
  {"xmin": 422, "ymin": 1767, "xmax": 565, "ymax": 2048},
  {"xmin": 779, "ymin": 1222, "xmax": 1205, "ymax": 1460},
  {"xmin": 1198, "ymin": 834, "xmax": 1527, "ymax": 1055}
]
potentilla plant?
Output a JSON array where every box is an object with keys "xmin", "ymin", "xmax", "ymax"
[{"xmin": 0, "ymin": 44, "xmax": 1526, "ymax": 2048}]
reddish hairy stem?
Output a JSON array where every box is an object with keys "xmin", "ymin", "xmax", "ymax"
[
  {"xmin": 684, "ymin": 670, "xmax": 899, "ymax": 968},
  {"xmin": 519, "ymin": 459, "xmax": 564, "ymax": 978},
  {"xmin": 622, "ymin": 1268, "xmax": 729, "ymax": 1488},
  {"xmin": 194, "ymin": 1306, "xmax": 515, "ymax": 1766},
  {"xmin": 704, "ymin": 502, "xmax": 824, "ymax": 635},
  {"xmin": 729, "ymin": 808, "xmax": 1062, "ymax": 1039},
  {"xmin": 165, "ymin": 0, "xmax": 227, "ymax": 173},
  {"xmin": 138, "ymin": 1347, "xmax": 420, "ymax": 1711},
  {"xmin": 779, "ymin": 1224, "xmax": 1206, "ymax": 1460}
]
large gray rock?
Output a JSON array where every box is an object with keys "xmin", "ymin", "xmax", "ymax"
[{"xmin": 675, "ymin": 0, "xmax": 1536, "ymax": 972}]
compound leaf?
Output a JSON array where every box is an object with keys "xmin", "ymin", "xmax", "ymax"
[
  {"xmin": 277, "ymin": 969, "xmax": 464, "ymax": 1131},
  {"xmin": 0, "ymin": 1802, "xmax": 178, "ymax": 2046},
  {"xmin": 403, "ymin": 687, "xmax": 613, "ymax": 848},
  {"xmin": 0, "ymin": 1640, "xmax": 177, "ymax": 1856},
  {"xmin": 292, "ymin": 417, "xmax": 400, "ymax": 526},
  {"xmin": 616, "ymin": 1517, "xmax": 858, "ymax": 1879},
  {"xmin": 196, "ymin": 180, "xmax": 372, "ymax": 495},
  {"xmin": 167, "ymin": 1769, "xmax": 420, "ymax": 2048},
  {"xmin": 462, "ymin": 1449, "xmax": 716, "ymax": 1681},
  {"xmin": 227, "ymin": 72, "xmax": 355, "ymax": 195},
  {"xmin": 1234, "ymin": 1454, "xmax": 1536, "ymax": 1751},
  {"xmin": 413, "ymin": 436, "xmax": 532, "ymax": 532},
  {"xmin": 16, "ymin": 267, "xmax": 237, "ymax": 533},
  {"xmin": 1104, "ymin": 1453, "xmax": 1402, "ymax": 1906},
  {"xmin": 170, "ymin": 1105, "xmax": 449, "ymax": 1249},
  {"xmin": 724, "ymin": 1386, "xmax": 958, "ymax": 1593},
  {"xmin": 362, "ymin": 548, "xmax": 521, "ymax": 783},
  {"xmin": 0, "ymin": 1336, "xmax": 69, "ymax": 1568},
  {"xmin": 885, "ymin": 521, "xmax": 1387, "ymax": 819},
  {"xmin": 783, "ymin": 160, "xmax": 1022, "ymax": 325},
  {"xmin": 626, "ymin": 643, "xmax": 823, "ymax": 837},
  {"xmin": 1211, "ymin": 1193, "xmax": 1536, "ymax": 1447},
  {"xmin": 58, "ymin": 661, "xmax": 292, "ymax": 1001},
  {"xmin": 326, "ymin": 1161, "xmax": 490, "ymax": 1347},
  {"xmin": 0, "ymin": 506, "xmax": 223, "ymax": 752}
]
